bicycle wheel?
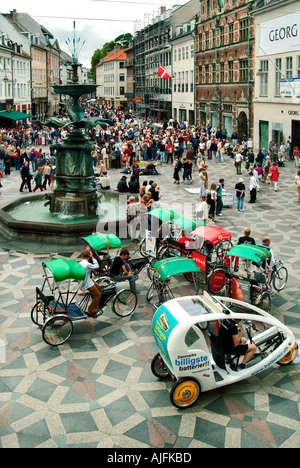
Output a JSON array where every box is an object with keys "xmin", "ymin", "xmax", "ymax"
[
  {"xmin": 256, "ymin": 291, "xmax": 271, "ymax": 313},
  {"xmin": 272, "ymin": 266, "xmax": 288, "ymax": 291},
  {"xmin": 207, "ymin": 268, "xmax": 226, "ymax": 294},
  {"xmin": 151, "ymin": 353, "xmax": 170, "ymax": 379},
  {"xmin": 31, "ymin": 301, "xmax": 47, "ymax": 326},
  {"xmin": 277, "ymin": 343, "xmax": 298, "ymax": 366},
  {"xmin": 170, "ymin": 378, "xmax": 201, "ymax": 409},
  {"xmin": 157, "ymin": 244, "xmax": 169, "ymax": 260},
  {"xmin": 146, "ymin": 283, "xmax": 157, "ymax": 302},
  {"xmin": 42, "ymin": 315, "xmax": 73, "ymax": 346},
  {"xmin": 112, "ymin": 289, "xmax": 137, "ymax": 317},
  {"xmin": 216, "ymin": 240, "xmax": 233, "ymax": 260}
]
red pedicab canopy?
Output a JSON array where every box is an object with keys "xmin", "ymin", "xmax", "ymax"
[{"xmin": 189, "ymin": 226, "xmax": 232, "ymax": 245}]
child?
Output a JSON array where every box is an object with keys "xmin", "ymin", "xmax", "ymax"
[
  {"xmin": 194, "ymin": 195, "xmax": 209, "ymax": 225},
  {"xmin": 33, "ymin": 167, "xmax": 44, "ymax": 192}
]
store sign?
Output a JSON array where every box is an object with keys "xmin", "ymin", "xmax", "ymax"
[
  {"xmin": 280, "ymin": 78, "xmax": 300, "ymax": 98},
  {"xmin": 260, "ymin": 12, "xmax": 300, "ymax": 56}
]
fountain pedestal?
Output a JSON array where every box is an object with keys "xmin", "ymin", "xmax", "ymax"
[{"xmin": 50, "ymin": 127, "xmax": 99, "ymax": 216}]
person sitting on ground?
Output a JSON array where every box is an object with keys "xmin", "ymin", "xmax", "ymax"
[
  {"xmin": 99, "ymin": 171, "xmax": 110, "ymax": 189},
  {"xmin": 79, "ymin": 249, "xmax": 102, "ymax": 318},
  {"xmin": 116, "ymin": 175, "xmax": 129, "ymax": 192}
]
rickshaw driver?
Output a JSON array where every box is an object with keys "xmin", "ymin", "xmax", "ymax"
[
  {"xmin": 220, "ymin": 319, "xmax": 257, "ymax": 370},
  {"xmin": 80, "ymin": 249, "xmax": 102, "ymax": 318},
  {"xmin": 110, "ymin": 249, "xmax": 139, "ymax": 294}
]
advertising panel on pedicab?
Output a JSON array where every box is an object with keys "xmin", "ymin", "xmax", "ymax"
[
  {"xmin": 152, "ymin": 304, "xmax": 179, "ymax": 372},
  {"xmin": 192, "ymin": 251, "xmax": 207, "ymax": 284},
  {"xmin": 152, "ymin": 297, "xmax": 214, "ymax": 382}
]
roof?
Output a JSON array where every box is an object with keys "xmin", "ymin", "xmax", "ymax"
[
  {"xmin": 96, "ymin": 48, "xmax": 128, "ymax": 66},
  {"xmin": 0, "ymin": 110, "xmax": 32, "ymax": 120}
]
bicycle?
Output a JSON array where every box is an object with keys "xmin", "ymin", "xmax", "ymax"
[{"xmin": 31, "ymin": 259, "xmax": 137, "ymax": 346}]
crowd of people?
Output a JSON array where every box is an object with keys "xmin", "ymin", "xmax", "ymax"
[{"xmin": 0, "ymin": 103, "xmax": 299, "ymax": 230}]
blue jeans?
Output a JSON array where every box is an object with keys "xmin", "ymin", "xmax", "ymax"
[
  {"xmin": 200, "ymin": 183, "xmax": 205, "ymax": 196},
  {"xmin": 237, "ymin": 197, "xmax": 244, "ymax": 210}
]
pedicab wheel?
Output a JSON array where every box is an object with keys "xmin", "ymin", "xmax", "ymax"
[
  {"xmin": 170, "ymin": 378, "xmax": 201, "ymax": 409},
  {"xmin": 277, "ymin": 343, "xmax": 298, "ymax": 366},
  {"xmin": 207, "ymin": 268, "xmax": 226, "ymax": 294},
  {"xmin": 272, "ymin": 266, "xmax": 288, "ymax": 291},
  {"xmin": 151, "ymin": 353, "xmax": 170, "ymax": 379},
  {"xmin": 42, "ymin": 315, "xmax": 73, "ymax": 346},
  {"xmin": 112, "ymin": 289, "xmax": 137, "ymax": 317},
  {"xmin": 31, "ymin": 301, "xmax": 47, "ymax": 326},
  {"xmin": 257, "ymin": 291, "xmax": 271, "ymax": 313}
]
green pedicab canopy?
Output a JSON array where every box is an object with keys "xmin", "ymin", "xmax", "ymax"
[
  {"xmin": 148, "ymin": 208, "xmax": 181, "ymax": 223},
  {"xmin": 82, "ymin": 233, "xmax": 121, "ymax": 251},
  {"xmin": 226, "ymin": 244, "xmax": 271, "ymax": 266},
  {"xmin": 153, "ymin": 257, "xmax": 201, "ymax": 281},
  {"xmin": 169, "ymin": 217, "xmax": 205, "ymax": 231},
  {"xmin": 43, "ymin": 259, "xmax": 86, "ymax": 282}
]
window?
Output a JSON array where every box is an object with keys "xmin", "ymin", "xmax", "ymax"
[
  {"xmin": 298, "ymin": 56, "xmax": 300, "ymax": 78},
  {"xmin": 198, "ymin": 65, "xmax": 203, "ymax": 84},
  {"xmin": 259, "ymin": 60, "xmax": 269, "ymax": 96},
  {"xmin": 239, "ymin": 18, "xmax": 248, "ymax": 41},
  {"xmin": 275, "ymin": 58, "xmax": 282, "ymax": 97},
  {"xmin": 219, "ymin": 26, "xmax": 225, "ymax": 46},
  {"xmin": 205, "ymin": 31, "xmax": 210, "ymax": 49},
  {"xmin": 220, "ymin": 62, "xmax": 225, "ymax": 82},
  {"xmin": 229, "ymin": 23, "xmax": 234, "ymax": 43},
  {"xmin": 228, "ymin": 61, "xmax": 234, "ymax": 82},
  {"xmin": 119, "ymin": 74, "xmax": 125, "ymax": 82},
  {"xmin": 205, "ymin": 64, "xmax": 209, "ymax": 83},
  {"xmin": 120, "ymin": 86, "xmax": 124, "ymax": 95},
  {"xmin": 239, "ymin": 59, "xmax": 248, "ymax": 82},
  {"xmin": 286, "ymin": 57, "xmax": 293, "ymax": 78}
]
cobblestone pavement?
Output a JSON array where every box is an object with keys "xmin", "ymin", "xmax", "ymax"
[{"xmin": 0, "ymin": 153, "xmax": 299, "ymax": 448}]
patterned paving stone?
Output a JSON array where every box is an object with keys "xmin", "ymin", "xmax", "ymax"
[{"xmin": 0, "ymin": 157, "xmax": 299, "ymax": 448}]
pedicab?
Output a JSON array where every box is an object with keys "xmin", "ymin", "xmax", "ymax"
[
  {"xmin": 151, "ymin": 292, "xmax": 298, "ymax": 409},
  {"xmin": 146, "ymin": 257, "xmax": 202, "ymax": 309},
  {"xmin": 83, "ymin": 231, "xmax": 150, "ymax": 278},
  {"xmin": 208, "ymin": 244, "xmax": 288, "ymax": 312},
  {"xmin": 82, "ymin": 232, "xmax": 122, "ymax": 276},
  {"xmin": 188, "ymin": 225, "xmax": 233, "ymax": 261},
  {"xmin": 30, "ymin": 258, "xmax": 137, "ymax": 346},
  {"xmin": 139, "ymin": 208, "xmax": 181, "ymax": 259},
  {"xmin": 156, "ymin": 217, "xmax": 205, "ymax": 260}
]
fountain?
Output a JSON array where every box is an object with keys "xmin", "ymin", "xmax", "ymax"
[{"xmin": 0, "ymin": 24, "xmax": 127, "ymax": 247}]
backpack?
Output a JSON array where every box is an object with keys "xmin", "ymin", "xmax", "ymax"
[
  {"xmin": 206, "ymin": 192, "xmax": 212, "ymax": 205},
  {"xmin": 177, "ymin": 160, "xmax": 182, "ymax": 171}
]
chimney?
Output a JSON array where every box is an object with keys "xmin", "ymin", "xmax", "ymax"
[
  {"xmin": 10, "ymin": 9, "xmax": 17, "ymax": 22},
  {"xmin": 159, "ymin": 6, "xmax": 166, "ymax": 15}
]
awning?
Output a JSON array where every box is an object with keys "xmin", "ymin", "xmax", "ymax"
[{"xmin": 0, "ymin": 110, "xmax": 31, "ymax": 120}]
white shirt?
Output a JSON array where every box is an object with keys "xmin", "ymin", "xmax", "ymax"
[
  {"xmin": 195, "ymin": 201, "xmax": 209, "ymax": 220},
  {"xmin": 79, "ymin": 258, "xmax": 99, "ymax": 290},
  {"xmin": 249, "ymin": 176, "xmax": 258, "ymax": 191}
]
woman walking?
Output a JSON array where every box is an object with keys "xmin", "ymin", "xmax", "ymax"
[
  {"xmin": 208, "ymin": 183, "xmax": 217, "ymax": 222},
  {"xmin": 268, "ymin": 162, "xmax": 279, "ymax": 191},
  {"xmin": 292, "ymin": 146, "xmax": 299, "ymax": 168}
]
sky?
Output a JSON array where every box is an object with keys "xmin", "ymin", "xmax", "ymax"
[{"xmin": 4, "ymin": 0, "xmax": 183, "ymax": 68}]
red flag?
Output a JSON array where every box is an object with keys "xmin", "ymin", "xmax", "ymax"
[{"xmin": 157, "ymin": 65, "xmax": 169, "ymax": 80}]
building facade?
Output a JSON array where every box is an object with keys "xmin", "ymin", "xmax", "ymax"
[
  {"xmin": 133, "ymin": 7, "xmax": 175, "ymax": 119},
  {"xmin": 96, "ymin": 48, "xmax": 128, "ymax": 108},
  {"xmin": 196, "ymin": 0, "xmax": 255, "ymax": 140},
  {"xmin": 253, "ymin": 0, "xmax": 300, "ymax": 154}
]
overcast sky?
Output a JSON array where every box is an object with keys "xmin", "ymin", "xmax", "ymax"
[{"xmin": 4, "ymin": 0, "xmax": 182, "ymax": 68}]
